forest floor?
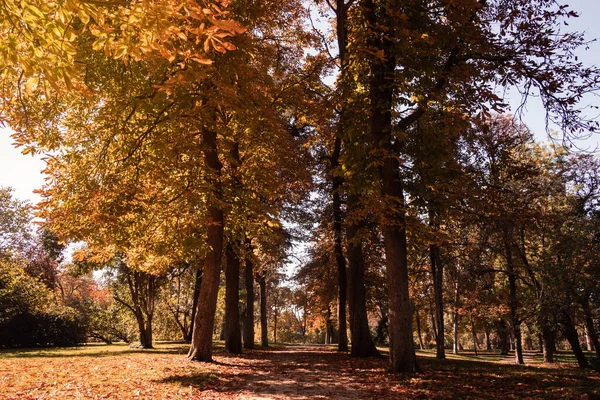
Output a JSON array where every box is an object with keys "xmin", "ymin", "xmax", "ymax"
[{"xmin": 0, "ymin": 342, "xmax": 599, "ymax": 399}]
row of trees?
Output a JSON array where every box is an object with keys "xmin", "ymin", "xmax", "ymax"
[
  {"xmin": 300, "ymin": 115, "xmax": 600, "ymax": 369},
  {"xmin": 0, "ymin": 188, "xmax": 311, "ymax": 348},
  {"xmin": 1, "ymin": 0, "xmax": 600, "ymax": 373}
]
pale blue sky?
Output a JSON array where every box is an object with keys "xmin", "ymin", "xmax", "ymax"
[{"xmin": 1, "ymin": 0, "xmax": 599, "ymax": 204}]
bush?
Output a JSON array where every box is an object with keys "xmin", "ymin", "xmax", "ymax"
[{"xmin": 0, "ymin": 258, "xmax": 86, "ymax": 348}]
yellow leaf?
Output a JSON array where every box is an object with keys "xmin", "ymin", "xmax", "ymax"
[{"xmin": 25, "ymin": 76, "xmax": 39, "ymax": 95}]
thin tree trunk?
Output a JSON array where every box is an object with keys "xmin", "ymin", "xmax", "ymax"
[
  {"xmin": 347, "ymin": 196, "xmax": 381, "ymax": 358},
  {"xmin": 430, "ymin": 240, "xmax": 446, "ymax": 359},
  {"xmin": 453, "ymin": 282, "xmax": 460, "ymax": 355},
  {"xmin": 470, "ymin": 311, "xmax": 478, "ymax": 356},
  {"xmin": 224, "ymin": 243, "xmax": 242, "ymax": 354},
  {"xmin": 581, "ymin": 296, "xmax": 600, "ymax": 359},
  {"xmin": 429, "ymin": 302, "xmax": 437, "ymax": 343},
  {"xmin": 484, "ymin": 322, "xmax": 492, "ymax": 351},
  {"xmin": 186, "ymin": 268, "xmax": 202, "ymax": 342},
  {"xmin": 560, "ymin": 310, "xmax": 590, "ymax": 368},
  {"xmin": 243, "ymin": 243, "xmax": 255, "ymax": 349},
  {"xmin": 415, "ymin": 308, "xmax": 424, "ymax": 350},
  {"xmin": 332, "ymin": 134, "xmax": 348, "ymax": 353},
  {"xmin": 273, "ymin": 310, "xmax": 278, "ymax": 344},
  {"xmin": 188, "ymin": 124, "xmax": 225, "ymax": 362},
  {"xmin": 503, "ymin": 227, "xmax": 524, "ymax": 364},
  {"xmin": 259, "ymin": 273, "xmax": 268, "ymax": 347},
  {"xmin": 363, "ymin": 0, "xmax": 417, "ymax": 373},
  {"xmin": 331, "ymin": 0, "xmax": 350, "ymax": 353}
]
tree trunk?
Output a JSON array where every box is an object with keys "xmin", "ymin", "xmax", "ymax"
[
  {"xmin": 363, "ymin": 0, "xmax": 417, "ymax": 373},
  {"xmin": 186, "ymin": 268, "xmax": 202, "ymax": 342},
  {"xmin": 581, "ymin": 296, "xmax": 600, "ymax": 359},
  {"xmin": 503, "ymin": 227, "xmax": 524, "ymax": 364},
  {"xmin": 224, "ymin": 243, "xmax": 242, "ymax": 354},
  {"xmin": 332, "ymin": 134, "xmax": 349, "ymax": 353},
  {"xmin": 484, "ymin": 322, "xmax": 492, "ymax": 351},
  {"xmin": 453, "ymin": 283, "xmax": 460, "ymax": 355},
  {"xmin": 259, "ymin": 273, "xmax": 268, "ymax": 347},
  {"xmin": 470, "ymin": 311, "xmax": 478, "ymax": 356},
  {"xmin": 121, "ymin": 269, "xmax": 155, "ymax": 349},
  {"xmin": 346, "ymin": 197, "xmax": 381, "ymax": 358},
  {"xmin": 560, "ymin": 310, "xmax": 590, "ymax": 368},
  {"xmin": 415, "ymin": 308, "xmax": 424, "ymax": 350},
  {"xmin": 331, "ymin": 0, "xmax": 351, "ymax": 352},
  {"xmin": 497, "ymin": 318, "xmax": 510, "ymax": 356},
  {"xmin": 273, "ymin": 310, "xmax": 278, "ymax": 344},
  {"xmin": 243, "ymin": 244, "xmax": 255, "ymax": 349},
  {"xmin": 541, "ymin": 324, "xmax": 555, "ymax": 363},
  {"xmin": 430, "ymin": 241, "xmax": 446, "ymax": 359},
  {"xmin": 188, "ymin": 124, "xmax": 224, "ymax": 362}
]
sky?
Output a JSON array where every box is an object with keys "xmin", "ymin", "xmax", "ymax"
[{"xmin": 1, "ymin": 0, "xmax": 600, "ymax": 206}]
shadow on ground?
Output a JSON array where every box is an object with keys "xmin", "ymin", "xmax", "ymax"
[{"xmin": 158, "ymin": 346, "xmax": 600, "ymax": 399}]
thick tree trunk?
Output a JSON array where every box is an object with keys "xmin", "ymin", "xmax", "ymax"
[
  {"xmin": 503, "ymin": 227, "xmax": 524, "ymax": 364},
  {"xmin": 346, "ymin": 197, "xmax": 381, "ymax": 358},
  {"xmin": 541, "ymin": 324, "xmax": 555, "ymax": 363},
  {"xmin": 430, "ymin": 241, "xmax": 446, "ymax": 359},
  {"xmin": 186, "ymin": 268, "xmax": 202, "ymax": 342},
  {"xmin": 188, "ymin": 125, "xmax": 224, "ymax": 362},
  {"xmin": 363, "ymin": 0, "xmax": 417, "ymax": 373},
  {"xmin": 224, "ymin": 243, "xmax": 242, "ymax": 354},
  {"xmin": 581, "ymin": 296, "xmax": 600, "ymax": 359},
  {"xmin": 497, "ymin": 318, "xmax": 510, "ymax": 356},
  {"xmin": 259, "ymin": 274, "xmax": 268, "ymax": 347},
  {"xmin": 560, "ymin": 310, "xmax": 590, "ymax": 368},
  {"xmin": 243, "ymin": 245, "xmax": 255, "ymax": 349}
]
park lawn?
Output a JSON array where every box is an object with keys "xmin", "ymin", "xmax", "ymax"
[{"xmin": 0, "ymin": 343, "xmax": 598, "ymax": 399}]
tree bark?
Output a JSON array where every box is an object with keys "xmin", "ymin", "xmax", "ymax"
[
  {"xmin": 470, "ymin": 311, "xmax": 478, "ymax": 356},
  {"xmin": 453, "ymin": 282, "xmax": 460, "ymax": 355},
  {"xmin": 243, "ymin": 243, "xmax": 255, "ymax": 349},
  {"xmin": 331, "ymin": 0, "xmax": 350, "ymax": 354},
  {"xmin": 188, "ymin": 124, "xmax": 224, "ymax": 362},
  {"xmin": 415, "ymin": 308, "xmax": 424, "ymax": 350},
  {"xmin": 259, "ymin": 273, "xmax": 268, "ymax": 347},
  {"xmin": 363, "ymin": 0, "xmax": 417, "ymax": 373},
  {"xmin": 224, "ymin": 243, "xmax": 242, "ymax": 354},
  {"xmin": 430, "ymin": 240, "xmax": 446, "ymax": 359},
  {"xmin": 186, "ymin": 267, "xmax": 202, "ymax": 342},
  {"xmin": 332, "ymin": 134, "xmax": 348, "ymax": 353},
  {"xmin": 541, "ymin": 324, "xmax": 555, "ymax": 363},
  {"xmin": 581, "ymin": 296, "xmax": 600, "ymax": 359},
  {"xmin": 503, "ymin": 227, "xmax": 524, "ymax": 364},
  {"xmin": 560, "ymin": 309, "xmax": 590, "ymax": 368},
  {"xmin": 484, "ymin": 322, "xmax": 492, "ymax": 351},
  {"xmin": 346, "ymin": 196, "xmax": 381, "ymax": 358},
  {"xmin": 497, "ymin": 318, "xmax": 510, "ymax": 356},
  {"xmin": 120, "ymin": 268, "xmax": 155, "ymax": 349}
]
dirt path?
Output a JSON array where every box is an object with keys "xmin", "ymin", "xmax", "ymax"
[{"xmin": 500, "ymin": 350, "xmax": 540, "ymax": 365}]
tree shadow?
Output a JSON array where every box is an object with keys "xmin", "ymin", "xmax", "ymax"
[{"xmin": 159, "ymin": 347, "xmax": 600, "ymax": 399}]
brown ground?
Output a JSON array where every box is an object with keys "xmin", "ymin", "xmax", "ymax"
[{"xmin": 1, "ymin": 343, "xmax": 599, "ymax": 399}]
